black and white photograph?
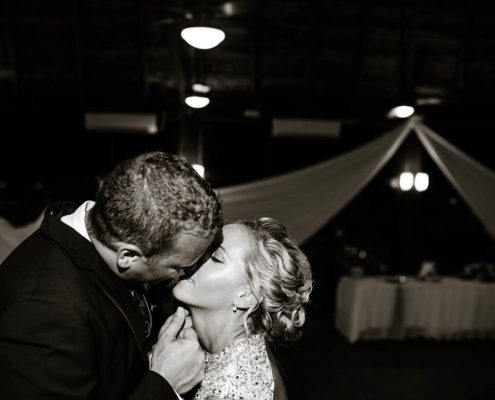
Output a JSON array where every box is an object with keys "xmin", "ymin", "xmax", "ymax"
[{"xmin": 1, "ymin": 1, "xmax": 495, "ymax": 399}]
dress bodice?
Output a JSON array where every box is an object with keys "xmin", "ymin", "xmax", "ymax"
[{"xmin": 194, "ymin": 334, "xmax": 274, "ymax": 400}]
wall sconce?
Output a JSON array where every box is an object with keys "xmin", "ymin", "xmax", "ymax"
[
  {"xmin": 399, "ymin": 172, "xmax": 414, "ymax": 191},
  {"xmin": 414, "ymin": 172, "xmax": 429, "ymax": 192},
  {"xmin": 396, "ymin": 171, "xmax": 429, "ymax": 192}
]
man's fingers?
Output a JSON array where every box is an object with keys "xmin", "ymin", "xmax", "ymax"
[
  {"xmin": 183, "ymin": 316, "xmax": 193, "ymax": 330},
  {"xmin": 161, "ymin": 313, "xmax": 174, "ymax": 333},
  {"xmin": 158, "ymin": 306, "xmax": 189, "ymax": 338},
  {"xmin": 160, "ymin": 307, "xmax": 186, "ymax": 341},
  {"xmin": 157, "ymin": 315, "xmax": 173, "ymax": 338},
  {"xmin": 182, "ymin": 327, "xmax": 199, "ymax": 341}
]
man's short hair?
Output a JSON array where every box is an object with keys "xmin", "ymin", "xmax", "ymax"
[{"xmin": 87, "ymin": 151, "xmax": 222, "ymax": 258}]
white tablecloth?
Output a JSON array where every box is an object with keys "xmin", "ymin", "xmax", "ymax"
[{"xmin": 335, "ymin": 276, "xmax": 495, "ymax": 343}]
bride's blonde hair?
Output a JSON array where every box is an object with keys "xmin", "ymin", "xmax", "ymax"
[{"xmin": 236, "ymin": 218, "xmax": 313, "ymax": 344}]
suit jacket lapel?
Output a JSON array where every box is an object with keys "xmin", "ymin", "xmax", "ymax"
[
  {"xmin": 40, "ymin": 204, "xmax": 149, "ymax": 365},
  {"xmin": 90, "ymin": 259, "xmax": 149, "ymax": 365}
]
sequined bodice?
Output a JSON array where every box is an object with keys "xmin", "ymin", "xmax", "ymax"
[{"xmin": 194, "ymin": 334, "xmax": 274, "ymax": 400}]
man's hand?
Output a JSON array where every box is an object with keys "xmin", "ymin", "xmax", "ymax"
[{"xmin": 149, "ymin": 307, "xmax": 204, "ymax": 395}]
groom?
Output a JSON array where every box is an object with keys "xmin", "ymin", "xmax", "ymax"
[{"xmin": 0, "ymin": 152, "xmax": 223, "ymax": 399}]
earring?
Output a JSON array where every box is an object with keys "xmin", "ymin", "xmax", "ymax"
[{"xmin": 232, "ymin": 305, "xmax": 237, "ymax": 313}]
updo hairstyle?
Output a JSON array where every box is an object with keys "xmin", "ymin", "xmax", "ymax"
[{"xmin": 237, "ymin": 217, "xmax": 313, "ymax": 344}]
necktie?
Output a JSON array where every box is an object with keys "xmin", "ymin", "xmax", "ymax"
[{"xmin": 129, "ymin": 287, "xmax": 152, "ymax": 338}]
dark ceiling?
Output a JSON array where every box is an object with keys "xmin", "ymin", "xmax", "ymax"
[
  {"xmin": 1, "ymin": 0, "xmax": 495, "ymax": 190},
  {"xmin": 1, "ymin": 0, "xmax": 495, "ymax": 270}
]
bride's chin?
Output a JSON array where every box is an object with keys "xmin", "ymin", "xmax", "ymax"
[{"xmin": 172, "ymin": 280, "xmax": 191, "ymax": 301}]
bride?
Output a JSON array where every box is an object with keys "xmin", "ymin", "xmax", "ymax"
[{"xmin": 170, "ymin": 217, "xmax": 313, "ymax": 400}]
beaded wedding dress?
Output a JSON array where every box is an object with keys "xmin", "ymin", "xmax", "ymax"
[{"xmin": 194, "ymin": 334, "xmax": 274, "ymax": 400}]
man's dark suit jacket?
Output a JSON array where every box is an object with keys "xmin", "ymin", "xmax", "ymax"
[{"xmin": 0, "ymin": 203, "xmax": 178, "ymax": 399}]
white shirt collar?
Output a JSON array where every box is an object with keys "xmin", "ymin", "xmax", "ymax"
[{"xmin": 61, "ymin": 201, "xmax": 95, "ymax": 242}]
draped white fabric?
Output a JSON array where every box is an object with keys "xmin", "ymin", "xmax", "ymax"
[
  {"xmin": 218, "ymin": 121, "xmax": 412, "ymax": 243},
  {"xmin": 2, "ymin": 119, "xmax": 495, "ymax": 263},
  {"xmin": 414, "ymin": 122, "xmax": 495, "ymax": 240}
]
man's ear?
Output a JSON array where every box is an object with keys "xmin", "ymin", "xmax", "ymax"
[
  {"xmin": 234, "ymin": 286, "xmax": 257, "ymax": 310},
  {"xmin": 116, "ymin": 243, "xmax": 145, "ymax": 273}
]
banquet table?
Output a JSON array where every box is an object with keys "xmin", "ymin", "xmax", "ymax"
[{"xmin": 335, "ymin": 275, "xmax": 495, "ymax": 343}]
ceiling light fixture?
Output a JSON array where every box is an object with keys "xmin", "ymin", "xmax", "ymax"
[
  {"xmin": 192, "ymin": 83, "xmax": 211, "ymax": 93},
  {"xmin": 387, "ymin": 105, "xmax": 415, "ymax": 119},
  {"xmin": 415, "ymin": 97, "xmax": 443, "ymax": 106},
  {"xmin": 180, "ymin": 27, "xmax": 225, "ymax": 50},
  {"xmin": 185, "ymin": 95, "xmax": 210, "ymax": 109}
]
